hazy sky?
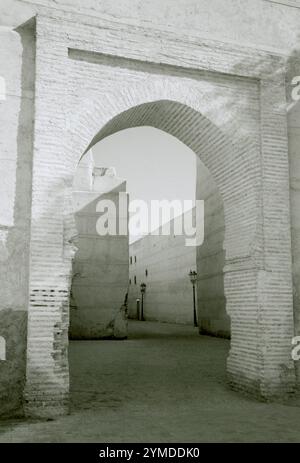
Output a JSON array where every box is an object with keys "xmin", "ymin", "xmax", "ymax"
[{"xmin": 92, "ymin": 126, "xmax": 196, "ymax": 240}]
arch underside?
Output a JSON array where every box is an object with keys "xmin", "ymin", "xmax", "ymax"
[{"xmin": 86, "ymin": 100, "xmax": 261, "ymax": 264}]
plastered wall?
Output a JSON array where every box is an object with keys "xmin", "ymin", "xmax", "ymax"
[
  {"xmin": 128, "ymin": 211, "xmax": 197, "ymax": 325},
  {"xmin": 70, "ymin": 158, "xmax": 129, "ymax": 339}
]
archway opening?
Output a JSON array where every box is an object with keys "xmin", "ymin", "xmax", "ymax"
[
  {"xmin": 69, "ymin": 125, "xmax": 229, "ymax": 336},
  {"xmin": 67, "ymin": 106, "xmax": 231, "ymax": 416}
]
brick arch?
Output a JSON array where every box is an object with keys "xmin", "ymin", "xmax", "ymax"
[
  {"xmin": 73, "ymin": 97, "xmax": 264, "ymax": 394},
  {"xmin": 70, "ymin": 97, "xmax": 261, "ymax": 386},
  {"xmin": 25, "ymin": 81, "xmax": 295, "ymax": 418}
]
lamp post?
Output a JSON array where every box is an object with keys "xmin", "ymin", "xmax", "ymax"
[
  {"xmin": 140, "ymin": 282, "xmax": 146, "ymax": 321},
  {"xmin": 189, "ymin": 270, "xmax": 198, "ymax": 327}
]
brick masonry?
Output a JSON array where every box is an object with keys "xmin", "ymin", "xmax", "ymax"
[{"xmin": 0, "ymin": 3, "xmax": 298, "ymax": 417}]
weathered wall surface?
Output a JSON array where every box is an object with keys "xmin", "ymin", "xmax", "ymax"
[
  {"xmin": 128, "ymin": 212, "xmax": 197, "ymax": 325},
  {"xmin": 287, "ymin": 83, "xmax": 300, "ymax": 382},
  {"xmin": 1, "ymin": 0, "xmax": 300, "ymax": 54},
  {"xmin": 21, "ymin": 11, "xmax": 296, "ymax": 414},
  {"xmin": 196, "ymin": 159, "xmax": 229, "ymax": 338},
  {"xmin": 70, "ymin": 162, "xmax": 129, "ymax": 339},
  {"xmin": 0, "ymin": 22, "xmax": 35, "ymax": 417}
]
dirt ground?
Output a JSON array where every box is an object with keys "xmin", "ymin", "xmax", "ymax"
[{"xmin": 0, "ymin": 320, "xmax": 300, "ymax": 443}]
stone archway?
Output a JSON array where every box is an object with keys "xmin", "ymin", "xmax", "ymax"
[{"xmin": 24, "ymin": 79, "xmax": 295, "ymax": 417}]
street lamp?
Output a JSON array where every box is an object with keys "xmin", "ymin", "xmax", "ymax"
[
  {"xmin": 140, "ymin": 282, "xmax": 146, "ymax": 321},
  {"xmin": 189, "ymin": 270, "xmax": 198, "ymax": 327}
]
